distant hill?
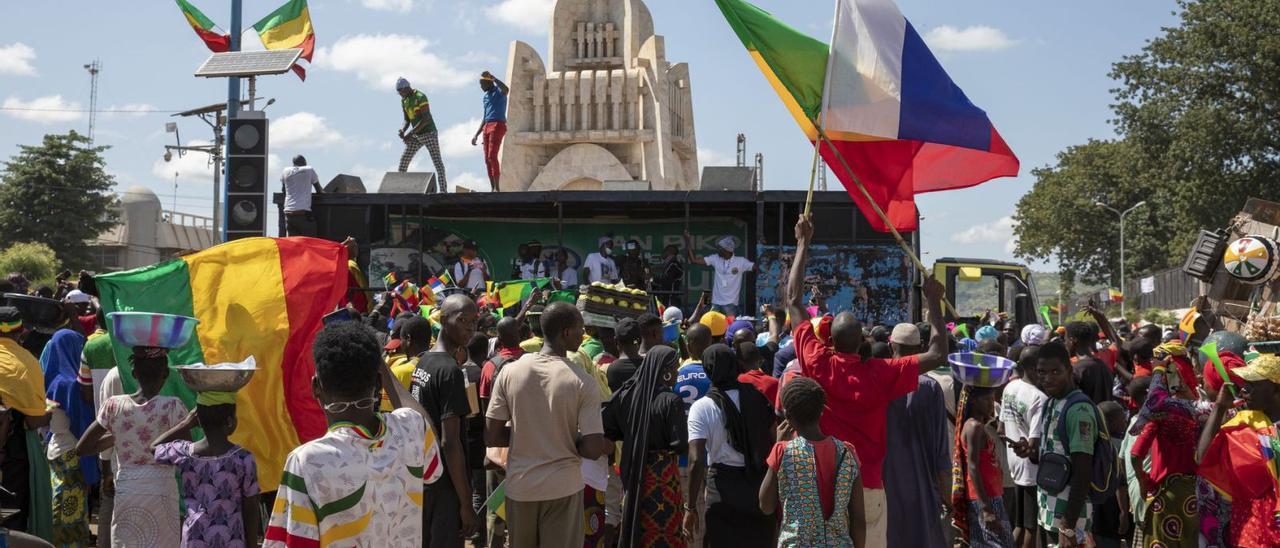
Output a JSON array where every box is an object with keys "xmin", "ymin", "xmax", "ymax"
[{"xmin": 950, "ymin": 269, "xmax": 1105, "ymax": 317}]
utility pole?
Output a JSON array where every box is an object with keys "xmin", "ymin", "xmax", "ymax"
[
  {"xmin": 83, "ymin": 60, "xmax": 101, "ymax": 144},
  {"xmin": 1095, "ymin": 200, "xmax": 1148, "ymax": 319},
  {"xmin": 736, "ymin": 133, "xmax": 746, "ymax": 167},
  {"xmin": 223, "ymin": 0, "xmax": 243, "ymax": 242}
]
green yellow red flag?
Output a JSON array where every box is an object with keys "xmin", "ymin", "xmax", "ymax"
[
  {"xmin": 175, "ymin": 0, "xmax": 229, "ymax": 53},
  {"xmin": 253, "ymin": 0, "xmax": 314, "ymax": 80}
]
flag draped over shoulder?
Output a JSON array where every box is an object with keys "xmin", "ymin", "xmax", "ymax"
[
  {"xmin": 175, "ymin": 0, "xmax": 230, "ymax": 53},
  {"xmin": 95, "ymin": 237, "xmax": 349, "ymax": 491},
  {"xmin": 715, "ymin": 0, "xmax": 1018, "ymax": 232},
  {"xmin": 253, "ymin": 0, "xmax": 314, "ymax": 80}
]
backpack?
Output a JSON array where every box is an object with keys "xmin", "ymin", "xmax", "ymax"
[{"xmin": 1037, "ymin": 391, "xmax": 1118, "ymax": 505}]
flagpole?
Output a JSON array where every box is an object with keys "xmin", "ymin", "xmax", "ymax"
[
  {"xmin": 803, "ymin": 130, "xmax": 823, "ymax": 217},
  {"xmin": 812, "ymin": 124, "xmax": 961, "ymax": 319}
]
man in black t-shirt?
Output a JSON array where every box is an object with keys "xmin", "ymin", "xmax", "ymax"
[
  {"xmin": 411, "ymin": 293, "xmax": 480, "ymax": 547},
  {"xmin": 606, "ymin": 318, "xmax": 643, "ymax": 392},
  {"xmin": 1065, "ymin": 320, "xmax": 1114, "ymax": 404}
]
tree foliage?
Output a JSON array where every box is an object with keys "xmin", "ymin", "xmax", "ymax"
[
  {"xmin": 0, "ymin": 242, "xmax": 60, "ymax": 284},
  {"xmin": 0, "ymin": 131, "xmax": 118, "ymax": 269},
  {"xmin": 1014, "ymin": 0, "xmax": 1280, "ymax": 284}
]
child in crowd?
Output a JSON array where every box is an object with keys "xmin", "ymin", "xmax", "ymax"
[
  {"xmin": 152, "ymin": 390, "xmax": 261, "ymax": 548},
  {"xmin": 76, "ymin": 347, "xmax": 189, "ymax": 547},
  {"xmin": 960, "ymin": 386, "xmax": 1015, "ymax": 548},
  {"xmin": 758, "ymin": 377, "xmax": 865, "ymax": 547},
  {"xmin": 265, "ymin": 320, "xmax": 441, "ymax": 546}
]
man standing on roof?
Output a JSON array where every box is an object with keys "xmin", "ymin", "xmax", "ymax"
[
  {"xmin": 470, "ymin": 71, "xmax": 509, "ymax": 192},
  {"xmin": 683, "ymin": 231, "xmax": 754, "ymax": 316},
  {"xmin": 280, "ymin": 155, "xmax": 323, "ymax": 237},
  {"xmin": 396, "ymin": 77, "xmax": 448, "ymax": 192},
  {"xmin": 583, "ymin": 236, "xmax": 618, "ymax": 285}
]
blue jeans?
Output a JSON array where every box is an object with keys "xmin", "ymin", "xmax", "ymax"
[{"xmin": 710, "ymin": 303, "xmax": 738, "ymax": 316}]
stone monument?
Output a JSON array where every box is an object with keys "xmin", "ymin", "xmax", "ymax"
[{"xmin": 499, "ymin": 0, "xmax": 699, "ymax": 191}]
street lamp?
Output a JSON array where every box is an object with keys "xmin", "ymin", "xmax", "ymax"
[{"xmin": 1095, "ymin": 200, "xmax": 1147, "ymax": 318}]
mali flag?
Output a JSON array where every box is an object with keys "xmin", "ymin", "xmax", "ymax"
[
  {"xmin": 715, "ymin": 0, "xmax": 1018, "ymax": 232},
  {"xmin": 95, "ymin": 237, "xmax": 348, "ymax": 491},
  {"xmin": 254, "ymin": 0, "xmax": 314, "ymax": 80},
  {"xmin": 175, "ymin": 0, "xmax": 230, "ymax": 53}
]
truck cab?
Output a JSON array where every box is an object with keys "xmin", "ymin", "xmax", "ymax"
[{"xmin": 932, "ymin": 258, "xmax": 1040, "ymax": 330}]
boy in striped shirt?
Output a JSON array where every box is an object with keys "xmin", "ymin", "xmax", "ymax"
[{"xmin": 265, "ymin": 320, "xmax": 442, "ymax": 547}]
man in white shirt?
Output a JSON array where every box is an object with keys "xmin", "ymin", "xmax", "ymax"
[
  {"xmin": 999, "ymin": 345, "xmax": 1048, "ymax": 548},
  {"xmin": 582, "ymin": 236, "xmax": 617, "ymax": 284},
  {"xmin": 452, "ymin": 240, "xmax": 490, "ymax": 294},
  {"xmin": 280, "ymin": 155, "xmax": 323, "ymax": 237},
  {"xmin": 683, "ymin": 233, "xmax": 754, "ymax": 316},
  {"xmin": 554, "ymin": 249, "xmax": 579, "ymax": 288},
  {"xmin": 519, "ymin": 240, "xmax": 551, "ymax": 280}
]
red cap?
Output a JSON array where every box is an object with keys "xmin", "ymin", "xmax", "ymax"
[
  {"xmin": 384, "ymin": 338, "xmax": 403, "ymax": 352},
  {"xmin": 1203, "ymin": 351, "xmax": 1245, "ymax": 394}
]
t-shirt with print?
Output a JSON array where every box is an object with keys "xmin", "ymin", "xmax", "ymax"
[
  {"xmin": 583, "ymin": 253, "xmax": 617, "ymax": 284},
  {"xmin": 97, "ymin": 395, "xmax": 188, "ymax": 469},
  {"xmin": 999, "ymin": 377, "xmax": 1047, "ymax": 486},
  {"xmin": 1036, "ymin": 389, "xmax": 1098, "ymax": 533},
  {"xmin": 703, "ymin": 255, "xmax": 754, "ymax": 307},
  {"xmin": 766, "ymin": 436, "xmax": 858, "ymax": 519},
  {"xmin": 675, "ymin": 361, "xmax": 710, "ymax": 410},
  {"xmin": 410, "ymin": 351, "xmax": 470, "ymax": 484},
  {"xmin": 486, "ymin": 352, "xmax": 604, "ymax": 502},
  {"xmin": 402, "ymin": 90, "xmax": 436, "ymax": 134}
]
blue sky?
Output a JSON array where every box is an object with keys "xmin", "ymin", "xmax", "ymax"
[{"xmin": 0, "ymin": 0, "xmax": 1180, "ymax": 265}]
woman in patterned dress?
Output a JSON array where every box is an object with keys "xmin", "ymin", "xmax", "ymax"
[
  {"xmin": 76, "ymin": 347, "xmax": 189, "ymax": 547},
  {"xmin": 41, "ymin": 330, "xmax": 97, "ymax": 547},
  {"xmin": 603, "ymin": 346, "xmax": 688, "ymax": 548},
  {"xmin": 759, "ymin": 377, "xmax": 864, "ymax": 547}
]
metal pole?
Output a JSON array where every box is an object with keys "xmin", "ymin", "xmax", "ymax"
[
  {"xmin": 224, "ymin": 0, "xmax": 242, "ymax": 242},
  {"xmin": 212, "ymin": 116, "xmax": 224, "ymax": 242},
  {"xmin": 1119, "ymin": 214, "xmax": 1126, "ymax": 319}
]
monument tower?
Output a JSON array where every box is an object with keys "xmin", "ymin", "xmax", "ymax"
[{"xmin": 499, "ymin": 0, "xmax": 700, "ymax": 191}]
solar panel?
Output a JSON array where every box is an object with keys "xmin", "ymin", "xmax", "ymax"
[{"xmin": 195, "ymin": 49, "xmax": 303, "ymax": 78}]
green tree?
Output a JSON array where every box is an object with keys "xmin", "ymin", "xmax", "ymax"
[
  {"xmin": 0, "ymin": 131, "xmax": 118, "ymax": 268},
  {"xmin": 1014, "ymin": 0, "xmax": 1280, "ymax": 283},
  {"xmin": 0, "ymin": 242, "xmax": 60, "ymax": 284}
]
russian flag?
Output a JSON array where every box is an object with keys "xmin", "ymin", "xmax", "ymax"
[{"xmin": 717, "ymin": 0, "xmax": 1019, "ymax": 232}]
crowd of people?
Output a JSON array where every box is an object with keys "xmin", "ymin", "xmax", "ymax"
[{"xmin": 3, "ymin": 213, "xmax": 1280, "ymax": 548}]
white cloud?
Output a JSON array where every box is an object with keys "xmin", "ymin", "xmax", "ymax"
[
  {"xmin": 0, "ymin": 43, "xmax": 36, "ymax": 76},
  {"xmin": 698, "ymin": 147, "xmax": 735, "ymax": 167},
  {"xmin": 315, "ymin": 34, "xmax": 473, "ymax": 91},
  {"xmin": 2, "ymin": 95, "xmax": 81, "ymax": 123},
  {"xmin": 452, "ymin": 172, "xmax": 490, "ymax": 192},
  {"xmin": 272, "ymin": 112, "xmax": 343, "ymax": 148},
  {"xmin": 361, "ymin": 0, "xmax": 415, "ymax": 12},
  {"xmin": 440, "ymin": 118, "xmax": 482, "ymax": 158},
  {"xmin": 924, "ymin": 25, "xmax": 1017, "ymax": 52},
  {"xmin": 952, "ymin": 216, "xmax": 1018, "ymax": 253},
  {"xmin": 486, "ymin": 0, "xmax": 555, "ymax": 35},
  {"xmin": 102, "ymin": 103, "xmax": 157, "ymax": 119}
]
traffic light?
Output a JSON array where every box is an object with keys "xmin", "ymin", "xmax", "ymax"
[{"xmin": 224, "ymin": 113, "xmax": 268, "ymax": 240}]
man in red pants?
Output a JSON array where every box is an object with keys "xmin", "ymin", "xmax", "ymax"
[{"xmin": 471, "ymin": 70, "xmax": 509, "ymax": 191}]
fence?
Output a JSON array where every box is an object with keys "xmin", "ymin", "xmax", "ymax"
[{"xmin": 1123, "ymin": 265, "xmax": 1203, "ymax": 311}]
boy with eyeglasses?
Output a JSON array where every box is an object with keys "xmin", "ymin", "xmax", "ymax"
[{"xmin": 264, "ymin": 320, "xmax": 442, "ymax": 547}]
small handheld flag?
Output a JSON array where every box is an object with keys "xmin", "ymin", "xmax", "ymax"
[{"xmin": 1039, "ymin": 305, "xmax": 1053, "ymax": 327}]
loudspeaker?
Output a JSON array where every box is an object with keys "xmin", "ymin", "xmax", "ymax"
[
  {"xmin": 379, "ymin": 172, "xmax": 438, "ymax": 194},
  {"xmin": 700, "ymin": 166, "xmax": 755, "ymax": 191},
  {"xmin": 324, "ymin": 174, "xmax": 367, "ymax": 194}
]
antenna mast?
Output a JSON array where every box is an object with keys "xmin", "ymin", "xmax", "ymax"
[{"xmin": 83, "ymin": 60, "xmax": 101, "ymax": 143}]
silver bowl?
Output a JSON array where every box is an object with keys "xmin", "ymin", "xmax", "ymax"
[{"xmin": 178, "ymin": 367, "xmax": 256, "ymax": 393}]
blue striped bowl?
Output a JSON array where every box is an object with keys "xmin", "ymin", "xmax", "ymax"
[
  {"xmin": 108, "ymin": 312, "xmax": 199, "ymax": 349},
  {"xmin": 948, "ymin": 352, "xmax": 1016, "ymax": 388}
]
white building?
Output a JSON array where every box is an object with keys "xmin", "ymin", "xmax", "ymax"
[
  {"xmin": 499, "ymin": 0, "xmax": 700, "ymax": 191},
  {"xmin": 89, "ymin": 185, "xmax": 216, "ymax": 271}
]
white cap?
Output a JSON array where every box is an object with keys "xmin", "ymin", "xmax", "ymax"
[
  {"xmin": 716, "ymin": 236, "xmax": 735, "ymax": 252},
  {"xmin": 64, "ymin": 290, "xmax": 90, "ymax": 304},
  {"xmin": 890, "ymin": 323, "xmax": 921, "ymax": 345}
]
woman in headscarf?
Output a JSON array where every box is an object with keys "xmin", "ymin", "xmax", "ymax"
[
  {"xmin": 42, "ymin": 329, "xmax": 98, "ymax": 546},
  {"xmin": 684, "ymin": 344, "xmax": 776, "ymax": 547},
  {"xmin": 603, "ymin": 345, "xmax": 688, "ymax": 547}
]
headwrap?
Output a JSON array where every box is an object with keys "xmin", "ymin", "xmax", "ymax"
[
  {"xmin": 605, "ymin": 346, "xmax": 683, "ymax": 547},
  {"xmin": 702, "ymin": 344, "xmax": 772, "ymax": 476},
  {"xmin": 1021, "ymin": 324, "xmax": 1047, "ymax": 346},
  {"xmin": 724, "ymin": 318, "xmax": 754, "ymax": 345},
  {"xmin": 0, "ymin": 337, "xmax": 47, "ymax": 416},
  {"xmin": 1204, "ymin": 351, "xmax": 1246, "ymax": 395},
  {"xmin": 662, "ymin": 306, "xmax": 683, "ymax": 324},
  {"xmin": 958, "ymin": 338, "xmax": 978, "ymax": 352},
  {"xmin": 716, "ymin": 236, "xmax": 735, "ymax": 252},
  {"xmin": 975, "ymin": 325, "xmax": 999, "ymax": 342},
  {"xmin": 196, "ymin": 391, "xmax": 238, "ymax": 406},
  {"xmin": 1155, "ymin": 341, "xmax": 1199, "ymax": 391},
  {"xmin": 42, "ymin": 329, "xmax": 99, "ymax": 485}
]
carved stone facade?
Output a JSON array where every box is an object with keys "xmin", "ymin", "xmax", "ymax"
[{"xmin": 499, "ymin": 0, "xmax": 699, "ymax": 191}]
